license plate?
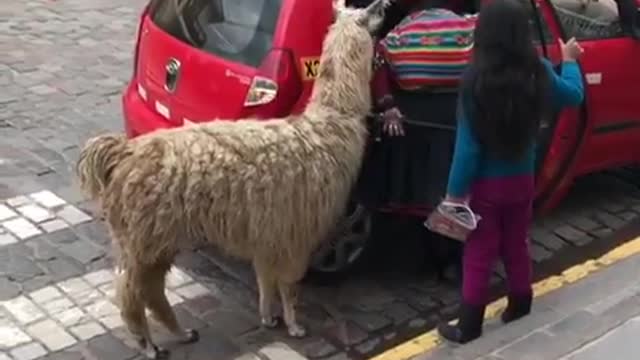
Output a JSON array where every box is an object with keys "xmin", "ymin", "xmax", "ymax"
[{"xmin": 155, "ymin": 100, "xmax": 170, "ymax": 119}]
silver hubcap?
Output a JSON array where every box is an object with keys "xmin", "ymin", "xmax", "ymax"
[{"xmin": 311, "ymin": 203, "xmax": 372, "ymax": 273}]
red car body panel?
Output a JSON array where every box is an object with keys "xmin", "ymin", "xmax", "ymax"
[{"xmin": 123, "ymin": 0, "xmax": 640, "ymax": 216}]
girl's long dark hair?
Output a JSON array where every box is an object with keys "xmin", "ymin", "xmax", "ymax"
[{"xmin": 464, "ymin": 0, "xmax": 550, "ymax": 161}]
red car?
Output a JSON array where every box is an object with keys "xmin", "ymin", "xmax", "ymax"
[{"xmin": 123, "ymin": 0, "xmax": 640, "ymax": 275}]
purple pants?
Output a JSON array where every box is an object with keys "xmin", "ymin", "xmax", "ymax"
[{"xmin": 462, "ymin": 175, "xmax": 535, "ymax": 306}]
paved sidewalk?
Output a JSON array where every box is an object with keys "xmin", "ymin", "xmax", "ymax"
[{"xmin": 413, "ymin": 241, "xmax": 640, "ymax": 360}]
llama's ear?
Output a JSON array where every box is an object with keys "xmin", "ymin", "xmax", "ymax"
[
  {"xmin": 332, "ymin": 0, "xmax": 346, "ymax": 17},
  {"xmin": 359, "ymin": 0, "xmax": 393, "ymax": 32}
]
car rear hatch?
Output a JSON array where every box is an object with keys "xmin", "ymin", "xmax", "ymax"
[{"xmin": 136, "ymin": 0, "xmax": 300, "ymax": 126}]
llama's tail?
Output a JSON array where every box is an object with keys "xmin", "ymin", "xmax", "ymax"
[{"xmin": 76, "ymin": 133, "xmax": 130, "ymax": 200}]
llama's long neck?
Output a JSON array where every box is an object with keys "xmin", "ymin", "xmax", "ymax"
[{"xmin": 304, "ymin": 61, "xmax": 373, "ymax": 119}]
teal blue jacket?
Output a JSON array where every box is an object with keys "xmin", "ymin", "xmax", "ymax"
[{"xmin": 446, "ymin": 60, "xmax": 584, "ymax": 198}]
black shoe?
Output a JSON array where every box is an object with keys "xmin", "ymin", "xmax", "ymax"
[
  {"xmin": 501, "ymin": 293, "xmax": 532, "ymax": 324},
  {"xmin": 437, "ymin": 302, "xmax": 485, "ymax": 344}
]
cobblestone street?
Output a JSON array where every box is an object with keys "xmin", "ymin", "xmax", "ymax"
[{"xmin": 3, "ymin": 1, "xmax": 640, "ymax": 359}]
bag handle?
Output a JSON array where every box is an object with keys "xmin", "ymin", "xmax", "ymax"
[{"xmin": 439, "ymin": 200, "xmax": 481, "ymax": 229}]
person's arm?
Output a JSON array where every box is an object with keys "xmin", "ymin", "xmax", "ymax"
[
  {"xmin": 372, "ymin": 41, "xmax": 395, "ymax": 111},
  {"xmin": 541, "ymin": 58, "xmax": 584, "ymax": 108},
  {"xmin": 445, "ymin": 99, "xmax": 481, "ymax": 200}
]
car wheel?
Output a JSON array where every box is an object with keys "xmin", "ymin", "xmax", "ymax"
[{"xmin": 309, "ymin": 201, "xmax": 372, "ymax": 275}]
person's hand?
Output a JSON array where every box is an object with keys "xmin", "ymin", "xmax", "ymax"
[
  {"xmin": 559, "ymin": 37, "xmax": 584, "ymax": 62},
  {"xmin": 382, "ymin": 106, "xmax": 405, "ymax": 136}
]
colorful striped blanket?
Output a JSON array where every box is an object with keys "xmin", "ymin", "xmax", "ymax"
[{"xmin": 381, "ymin": 9, "xmax": 477, "ymax": 91}]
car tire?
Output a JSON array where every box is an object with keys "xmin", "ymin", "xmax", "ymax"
[{"xmin": 306, "ymin": 201, "xmax": 373, "ymax": 279}]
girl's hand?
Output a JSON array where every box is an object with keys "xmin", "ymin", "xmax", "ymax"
[
  {"xmin": 559, "ymin": 37, "xmax": 584, "ymax": 62},
  {"xmin": 382, "ymin": 106, "xmax": 405, "ymax": 137}
]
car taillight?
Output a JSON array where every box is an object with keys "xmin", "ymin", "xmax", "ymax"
[
  {"xmin": 132, "ymin": 4, "xmax": 150, "ymax": 77},
  {"xmin": 244, "ymin": 48, "xmax": 302, "ymax": 116}
]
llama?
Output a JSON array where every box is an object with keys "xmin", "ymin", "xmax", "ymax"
[{"xmin": 76, "ymin": 0, "xmax": 391, "ymax": 358}]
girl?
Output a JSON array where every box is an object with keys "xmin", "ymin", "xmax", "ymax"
[{"xmin": 437, "ymin": 0, "xmax": 585, "ymax": 344}]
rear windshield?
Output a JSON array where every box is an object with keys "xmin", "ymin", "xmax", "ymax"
[{"xmin": 149, "ymin": 0, "xmax": 283, "ymax": 68}]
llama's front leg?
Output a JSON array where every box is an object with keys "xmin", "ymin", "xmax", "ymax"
[
  {"xmin": 254, "ymin": 263, "xmax": 279, "ymax": 328},
  {"xmin": 278, "ymin": 281, "xmax": 306, "ymax": 338}
]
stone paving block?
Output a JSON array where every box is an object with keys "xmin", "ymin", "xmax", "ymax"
[
  {"xmin": 57, "ymin": 277, "xmax": 91, "ymax": 296},
  {"xmin": 2, "ymin": 217, "xmax": 41, "ymax": 239},
  {"xmin": 97, "ymin": 282, "xmax": 116, "ymax": 299},
  {"xmin": 593, "ymin": 211, "xmax": 626, "ymax": 230},
  {"xmin": 0, "ymin": 204, "xmax": 17, "ymax": 221},
  {"xmin": 86, "ymin": 333, "xmax": 138, "ymax": 360},
  {"xmin": 58, "ymin": 240, "xmax": 105, "ymax": 264},
  {"xmin": 355, "ymin": 337, "xmax": 381, "ymax": 355},
  {"xmin": 554, "ymin": 225, "xmax": 593, "ymax": 246},
  {"xmin": 46, "ymin": 228, "xmax": 81, "ymax": 245},
  {"xmin": 530, "ymin": 243, "xmax": 552, "ymax": 263},
  {"xmin": 0, "ymin": 232, "xmax": 18, "ymax": 246},
  {"xmin": 0, "ymin": 324, "xmax": 32, "ymax": 348},
  {"xmin": 0, "ymin": 277, "xmax": 21, "ymax": 300},
  {"xmin": 567, "ymin": 216, "xmax": 600, "ymax": 232},
  {"xmin": 166, "ymin": 268, "xmax": 193, "ymax": 289},
  {"xmin": 175, "ymin": 283, "xmax": 210, "ymax": 300},
  {"xmin": 29, "ymin": 286, "xmax": 63, "ymax": 304},
  {"xmin": 182, "ymin": 295, "xmax": 221, "ymax": 317},
  {"xmin": 3, "ymin": 296, "xmax": 46, "ymax": 324},
  {"xmin": 29, "ymin": 190, "xmax": 66, "ymax": 208},
  {"xmin": 27, "ymin": 319, "xmax": 77, "ymax": 351},
  {"xmin": 40, "ymin": 297, "xmax": 75, "ymax": 316},
  {"xmin": 40, "ymin": 219, "xmax": 69, "ymax": 233},
  {"xmin": 531, "ymin": 229, "xmax": 566, "ymax": 251},
  {"xmin": 294, "ymin": 337, "xmax": 338, "ymax": 359},
  {"xmin": 383, "ymin": 302, "xmax": 419, "ymax": 325},
  {"xmin": 259, "ymin": 342, "xmax": 308, "ymax": 360},
  {"xmin": 69, "ymin": 321, "xmax": 107, "ymax": 341},
  {"xmin": 346, "ymin": 311, "xmax": 392, "ymax": 333},
  {"xmin": 203, "ymin": 309, "xmax": 259, "ymax": 336},
  {"xmin": 98, "ymin": 314, "xmax": 124, "ymax": 330},
  {"xmin": 85, "ymin": 299, "xmax": 119, "ymax": 320},
  {"xmin": 16, "ymin": 204, "xmax": 53, "ymax": 223},
  {"xmin": 10, "ymin": 342, "xmax": 47, "ymax": 360},
  {"xmin": 325, "ymin": 320, "xmax": 368, "ymax": 346},
  {"xmin": 40, "ymin": 257, "xmax": 85, "ymax": 282},
  {"xmin": 53, "ymin": 307, "xmax": 91, "ymax": 328},
  {"xmin": 6, "ymin": 196, "xmax": 31, "ymax": 208},
  {"xmin": 55, "ymin": 205, "xmax": 91, "ymax": 225},
  {"xmin": 83, "ymin": 269, "xmax": 114, "ymax": 287}
]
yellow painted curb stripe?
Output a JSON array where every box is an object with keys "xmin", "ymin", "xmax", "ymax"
[{"xmin": 369, "ymin": 235, "xmax": 640, "ymax": 360}]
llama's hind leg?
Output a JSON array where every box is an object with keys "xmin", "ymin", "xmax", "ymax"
[
  {"xmin": 278, "ymin": 281, "xmax": 306, "ymax": 337},
  {"xmin": 254, "ymin": 260, "xmax": 279, "ymax": 328},
  {"xmin": 145, "ymin": 265, "xmax": 199, "ymax": 344},
  {"xmin": 117, "ymin": 268, "xmax": 168, "ymax": 359}
]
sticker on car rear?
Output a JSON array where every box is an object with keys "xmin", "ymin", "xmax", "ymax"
[
  {"xmin": 301, "ymin": 57, "xmax": 320, "ymax": 80},
  {"xmin": 154, "ymin": 100, "xmax": 170, "ymax": 119}
]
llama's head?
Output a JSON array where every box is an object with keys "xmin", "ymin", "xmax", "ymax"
[{"xmin": 309, "ymin": 0, "xmax": 392, "ymax": 115}]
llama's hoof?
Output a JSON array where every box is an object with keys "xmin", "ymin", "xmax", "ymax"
[
  {"xmin": 287, "ymin": 324, "xmax": 307, "ymax": 338},
  {"xmin": 145, "ymin": 345, "xmax": 169, "ymax": 359},
  {"xmin": 180, "ymin": 328, "xmax": 200, "ymax": 344},
  {"xmin": 261, "ymin": 316, "xmax": 280, "ymax": 329}
]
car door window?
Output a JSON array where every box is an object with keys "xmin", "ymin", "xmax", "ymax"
[{"xmin": 550, "ymin": 0, "xmax": 624, "ymax": 39}]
